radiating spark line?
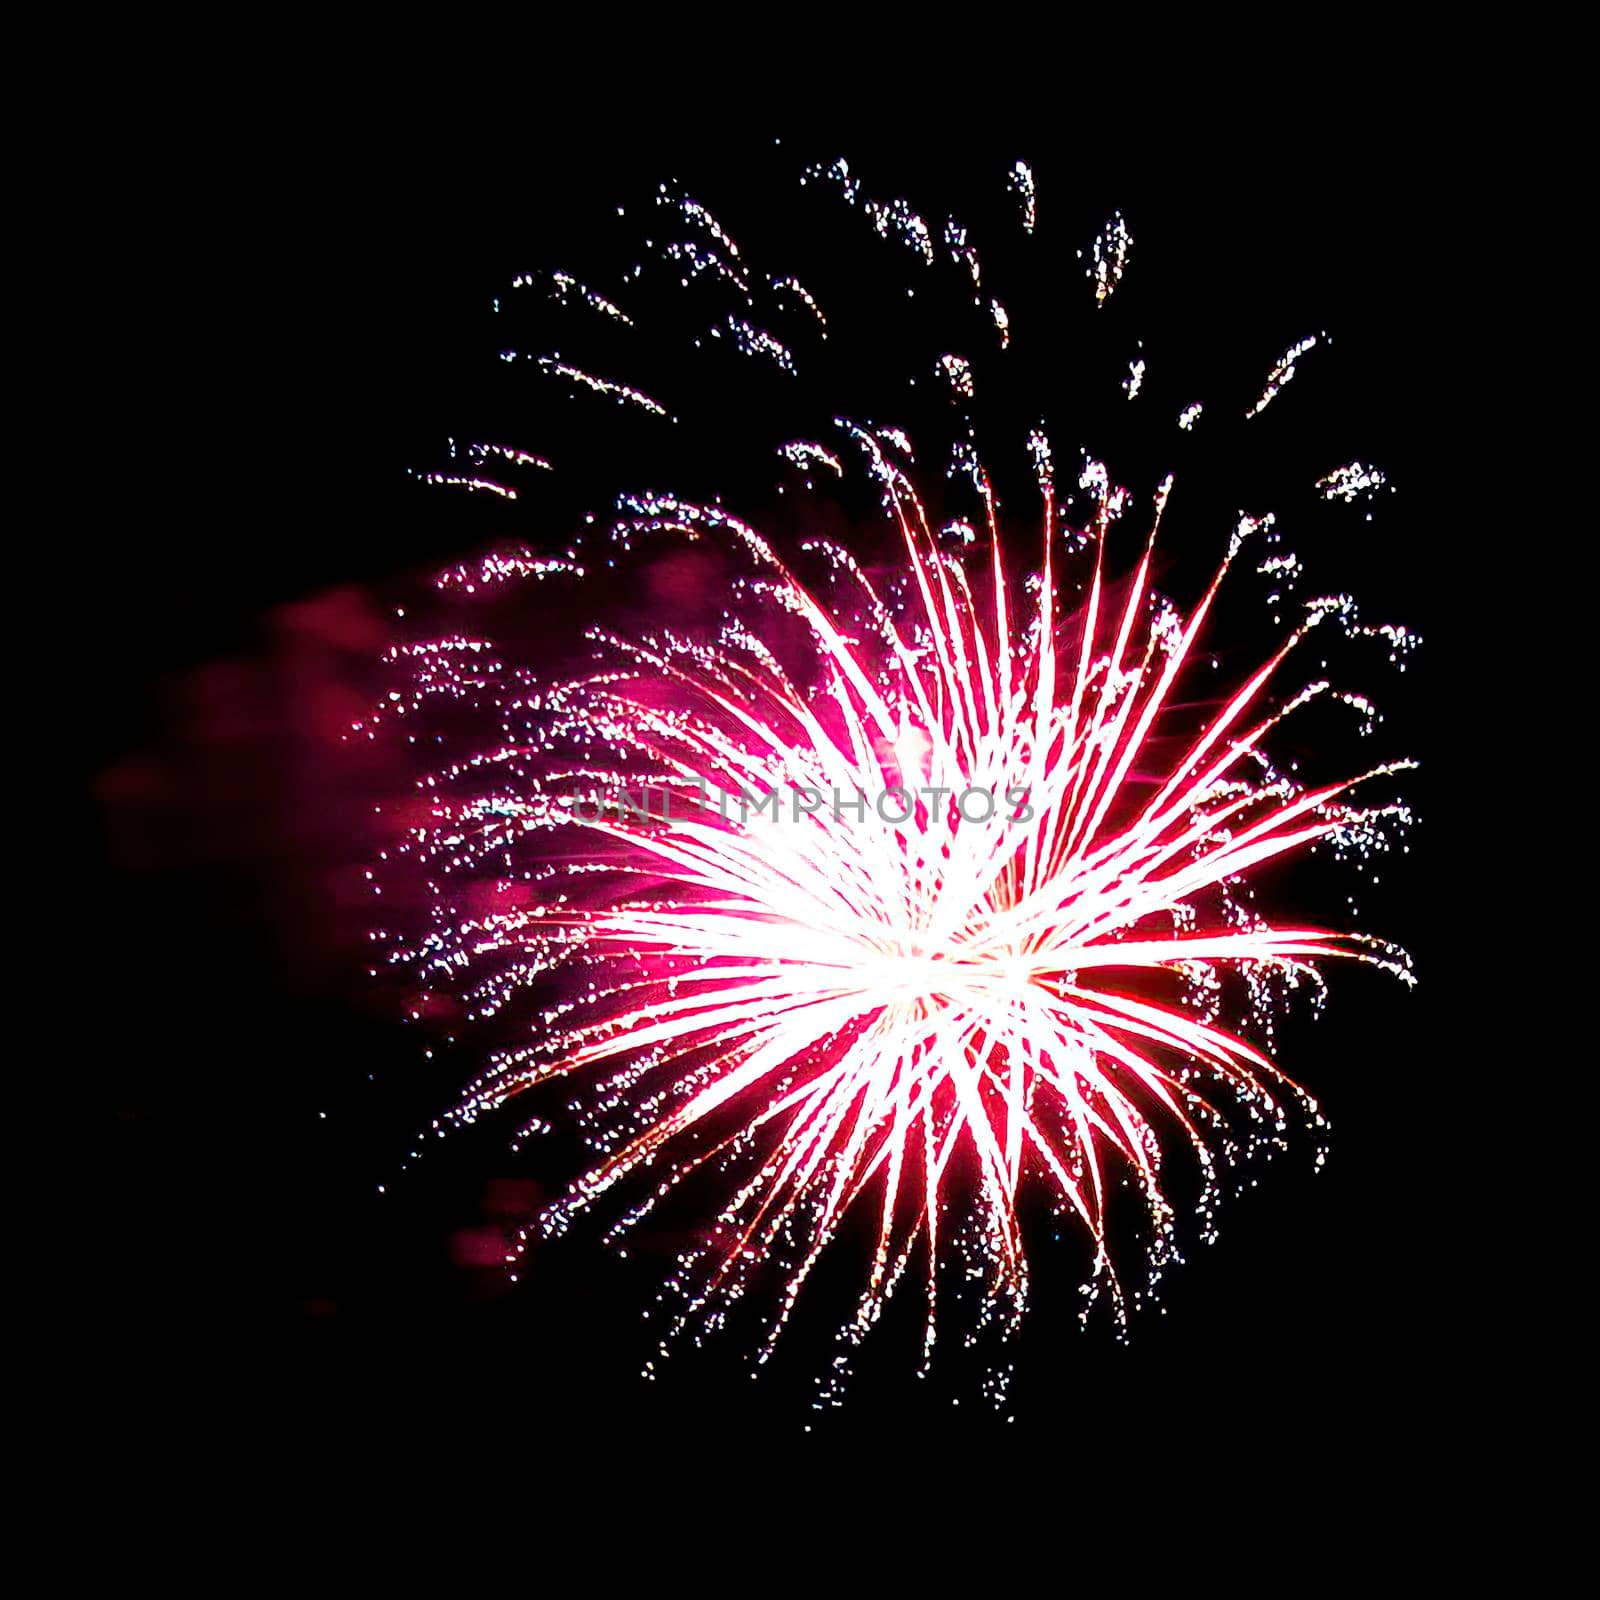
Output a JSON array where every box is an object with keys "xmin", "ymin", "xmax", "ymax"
[
  {"xmin": 1248, "ymin": 334, "xmax": 1321, "ymax": 416},
  {"xmin": 1009, "ymin": 161, "xmax": 1037, "ymax": 232},
  {"xmin": 513, "ymin": 271, "xmax": 634, "ymax": 325},
  {"xmin": 1087, "ymin": 212, "xmax": 1133, "ymax": 305},
  {"xmin": 530, "ymin": 357, "xmax": 668, "ymax": 416},
  {"xmin": 1317, "ymin": 461, "xmax": 1390, "ymax": 502}
]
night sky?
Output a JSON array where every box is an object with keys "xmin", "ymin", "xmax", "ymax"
[{"xmin": 82, "ymin": 100, "xmax": 1466, "ymax": 1485}]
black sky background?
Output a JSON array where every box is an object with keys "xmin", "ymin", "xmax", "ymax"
[{"xmin": 75, "ymin": 89, "xmax": 1482, "ymax": 1496}]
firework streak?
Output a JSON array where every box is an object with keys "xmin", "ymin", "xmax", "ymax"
[{"xmin": 357, "ymin": 157, "xmax": 1416, "ymax": 1404}]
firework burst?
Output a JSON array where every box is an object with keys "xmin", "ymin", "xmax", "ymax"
[{"xmin": 358, "ymin": 154, "xmax": 1416, "ymax": 1402}]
